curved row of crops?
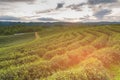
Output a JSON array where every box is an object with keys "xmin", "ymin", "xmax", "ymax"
[{"xmin": 0, "ymin": 25, "xmax": 120, "ymax": 80}]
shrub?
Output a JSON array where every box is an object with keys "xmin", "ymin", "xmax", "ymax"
[
  {"xmin": 45, "ymin": 58, "xmax": 110, "ymax": 80},
  {"xmin": 90, "ymin": 47, "xmax": 120, "ymax": 67},
  {"xmin": 43, "ymin": 48, "xmax": 66, "ymax": 60},
  {"xmin": 50, "ymin": 55, "xmax": 70, "ymax": 70}
]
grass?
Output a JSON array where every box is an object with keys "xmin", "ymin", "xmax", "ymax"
[
  {"xmin": 0, "ymin": 25, "xmax": 120, "ymax": 80},
  {"xmin": 0, "ymin": 32, "xmax": 35, "ymax": 48}
]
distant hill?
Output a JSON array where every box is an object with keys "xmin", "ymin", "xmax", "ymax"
[{"xmin": 0, "ymin": 21, "xmax": 120, "ymax": 27}]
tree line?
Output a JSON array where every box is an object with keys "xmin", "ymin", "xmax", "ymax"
[{"xmin": 0, "ymin": 25, "xmax": 43, "ymax": 35}]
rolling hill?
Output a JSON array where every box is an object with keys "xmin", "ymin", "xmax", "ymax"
[{"xmin": 0, "ymin": 24, "xmax": 120, "ymax": 80}]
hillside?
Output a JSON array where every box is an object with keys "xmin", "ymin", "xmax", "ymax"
[{"xmin": 0, "ymin": 25, "xmax": 120, "ymax": 80}]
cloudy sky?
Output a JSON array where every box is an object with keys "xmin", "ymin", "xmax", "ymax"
[{"xmin": 0, "ymin": 0, "xmax": 120, "ymax": 22}]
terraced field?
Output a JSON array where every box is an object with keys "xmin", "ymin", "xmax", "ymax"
[{"xmin": 0, "ymin": 25, "xmax": 120, "ymax": 80}]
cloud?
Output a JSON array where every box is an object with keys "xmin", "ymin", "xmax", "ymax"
[
  {"xmin": 64, "ymin": 17, "xmax": 78, "ymax": 20},
  {"xmin": 56, "ymin": 2, "xmax": 65, "ymax": 9},
  {"xmin": 37, "ymin": 17, "xmax": 59, "ymax": 22},
  {"xmin": 0, "ymin": 16, "xmax": 20, "ymax": 21},
  {"xmin": 93, "ymin": 9, "xmax": 112, "ymax": 19},
  {"xmin": 41, "ymin": 0, "xmax": 47, "ymax": 3},
  {"xmin": 0, "ymin": 0, "xmax": 35, "ymax": 2},
  {"xmin": 36, "ymin": 2, "xmax": 65, "ymax": 14},
  {"xmin": 88, "ymin": 0, "xmax": 118, "ymax": 5},
  {"xmin": 0, "ymin": 0, "xmax": 36, "ymax": 4},
  {"xmin": 103, "ymin": 16, "xmax": 120, "ymax": 22},
  {"xmin": 65, "ymin": 0, "xmax": 118, "ymax": 11},
  {"xmin": 36, "ymin": 9, "xmax": 54, "ymax": 14},
  {"xmin": 66, "ymin": 3, "xmax": 86, "ymax": 11},
  {"xmin": 0, "ymin": 0, "xmax": 119, "ymax": 22}
]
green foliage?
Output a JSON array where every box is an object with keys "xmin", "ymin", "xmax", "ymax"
[
  {"xmin": 45, "ymin": 58, "xmax": 110, "ymax": 80},
  {"xmin": 0, "ymin": 25, "xmax": 120, "ymax": 80},
  {"xmin": 0, "ymin": 26, "xmax": 42, "ymax": 35}
]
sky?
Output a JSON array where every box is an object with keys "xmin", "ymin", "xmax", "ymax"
[{"xmin": 0, "ymin": 0, "xmax": 120, "ymax": 22}]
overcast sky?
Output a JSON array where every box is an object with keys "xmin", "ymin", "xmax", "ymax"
[{"xmin": 0, "ymin": 0, "xmax": 120, "ymax": 22}]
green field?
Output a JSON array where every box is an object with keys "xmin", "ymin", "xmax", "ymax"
[{"xmin": 0, "ymin": 25, "xmax": 120, "ymax": 80}]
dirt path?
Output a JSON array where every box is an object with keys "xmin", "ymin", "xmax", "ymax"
[{"xmin": 35, "ymin": 32, "xmax": 40, "ymax": 39}]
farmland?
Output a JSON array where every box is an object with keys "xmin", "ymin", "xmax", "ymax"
[{"xmin": 0, "ymin": 25, "xmax": 120, "ymax": 80}]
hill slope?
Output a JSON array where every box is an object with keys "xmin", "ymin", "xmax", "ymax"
[{"xmin": 0, "ymin": 25, "xmax": 120, "ymax": 80}]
